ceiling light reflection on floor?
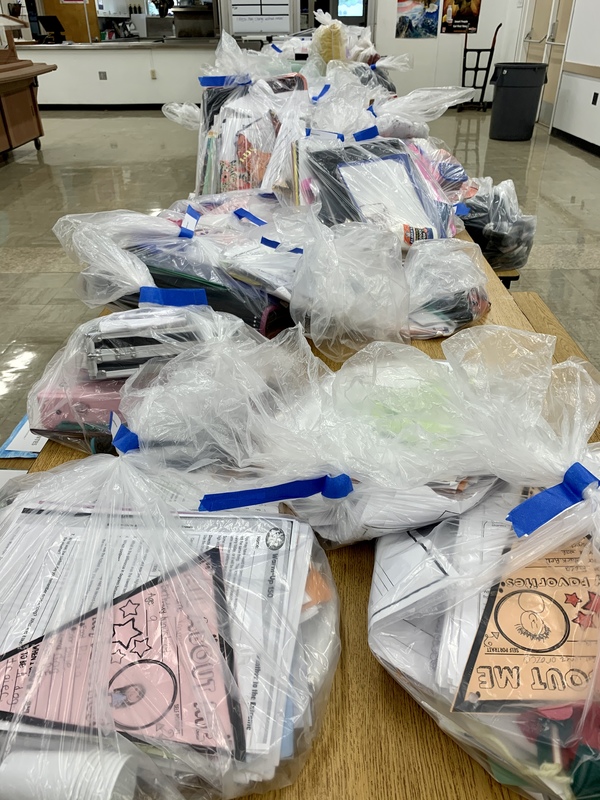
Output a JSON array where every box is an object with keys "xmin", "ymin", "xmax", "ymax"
[{"xmin": 0, "ymin": 349, "xmax": 37, "ymax": 397}]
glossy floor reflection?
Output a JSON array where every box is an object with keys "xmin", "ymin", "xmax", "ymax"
[
  {"xmin": 0, "ymin": 109, "xmax": 199, "ymax": 444},
  {"xmin": 0, "ymin": 108, "xmax": 599, "ymax": 446}
]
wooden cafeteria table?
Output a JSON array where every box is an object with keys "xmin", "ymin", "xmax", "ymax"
[{"xmin": 20, "ymin": 247, "xmax": 592, "ymax": 800}]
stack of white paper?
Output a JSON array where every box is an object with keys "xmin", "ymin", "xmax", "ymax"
[{"xmin": 368, "ymin": 484, "xmax": 524, "ymax": 694}]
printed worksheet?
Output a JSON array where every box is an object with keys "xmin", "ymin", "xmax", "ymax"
[
  {"xmin": 0, "ymin": 508, "xmax": 312, "ymax": 780},
  {"xmin": 454, "ymin": 535, "xmax": 600, "ymax": 712}
]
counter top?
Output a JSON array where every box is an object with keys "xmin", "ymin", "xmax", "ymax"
[
  {"xmin": 16, "ymin": 37, "xmax": 220, "ymax": 50},
  {"xmin": 0, "ymin": 60, "xmax": 57, "ymax": 85}
]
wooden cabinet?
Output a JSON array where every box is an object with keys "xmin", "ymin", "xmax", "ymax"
[
  {"xmin": 0, "ymin": 23, "xmax": 56, "ymax": 153},
  {"xmin": 0, "ymin": 62, "xmax": 56, "ymax": 155},
  {"xmin": 0, "ymin": 115, "xmax": 9, "ymax": 152},
  {"xmin": 0, "ymin": 83, "xmax": 43, "ymax": 150}
]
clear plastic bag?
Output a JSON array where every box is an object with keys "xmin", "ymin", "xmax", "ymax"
[
  {"xmin": 442, "ymin": 326, "xmax": 600, "ymax": 487},
  {"xmin": 290, "ymin": 221, "xmax": 410, "ymax": 362},
  {"xmin": 369, "ymin": 478, "xmax": 600, "ymax": 800},
  {"xmin": 168, "ymin": 189, "xmax": 281, "ymax": 231},
  {"xmin": 344, "ymin": 23, "xmax": 376, "ymax": 63},
  {"xmin": 320, "ymin": 341, "xmax": 486, "ymax": 488},
  {"xmin": 27, "ymin": 303, "xmax": 261, "ymax": 454},
  {"xmin": 0, "ymin": 452, "xmax": 339, "ymax": 799},
  {"xmin": 311, "ymin": 11, "xmax": 348, "ymax": 63},
  {"xmin": 226, "ymin": 247, "xmax": 302, "ymax": 303},
  {"xmin": 116, "ymin": 324, "xmax": 600, "ymax": 549},
  {"xmin": 376, "ymin": 113, "xmax": 430, "ymax": 140},
  {"xmin": 53, "ymin": 212, "xmax": 155, "ymax": 308},
  {"xmin": 464, "ymin": 177, "xmax": 537, "ymax": 270},
  {"xmin": 324, "ymin": 56, "xmax": 411, "ymax": 96},
  {"xmin": 262, "ymin": 36, "xmax": 313, "ymax": 60},
  {"xmin": 117, "ymin": 324, "xmax": 600, "ymax": 495},
  {"xmin": 200, "ymin": 31, "xmax": 292, "ymax": 84},
  {"xmin": 167, "ymin": 198, "xmax": 313, "ymax": 302},
  {"xmin": 213, "ymin": 85, "xmax": 278, "ymax": 193},
  {"xmin": 318, "ymin": 326, "xmax": 600, "ymax": 491},
  {"xmin": 406, "ymin": 137, "xmax": 478, "ymax": 204},
  {"xmin": 405, "ymin": 238, "xmax": 490, "ymax": 339},
  {"xmin": 197, "ymin": 73, "xmax": 309, "ymax": 196},
  {"xmin": 289, "ymin": 475, "xmax": 500, "ymax": 547},
  {"xmin": 264, "ymin": 71, "xmax": 379, "ymax": 198},
  {"xmin": 294, "ymin": 135, "xmax": 453, "ymax": 243},
  {"xmin": 373, "ymin": 86, "xmax": 476, "ymax": 122},
  {"xmin": 372, "ymin": 86, "xmax": 476, "ymax": 140},
  {"xmin": 53, "ymin": 210, "xmax": 294, "ymax": 337},
  {"xmin": 308, "ymin": 83, "xmax": 376, "ymax": 140},
  {"xmin": 196, "ymin": 79, "xmax": 252, "ymax": 196},
  {"xmin": 119, "ymin": 324, "xmax": 336, "ymax": 477},
  {"xmin": 162, "ymin": 102, "xmax": 202, "ymax": 130}
]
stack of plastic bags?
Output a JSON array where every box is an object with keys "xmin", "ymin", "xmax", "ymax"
[
  {"xmin": 81, "ymin": 325, "xmax": 600, "ymax": 553},
  {"xmin": 28, "ymin": 245, "xmax": 488, "ymax": 458},
  {"xmin": 52, "ymin": 196, "xmax": 492, "ymax": 368},
  {"xmin": 53, "ymin": 197, "xmax": 295, "ymax": 337},
  {"xmin": 16, "ymin": 21, "xmax": 556, "ymax": 800},
  {"xmin": 288, "ymin": 326, "xmax": 600, "ymax": 546},
  {"xmin": 25, "ymin": 323, "xmax": 600, "ymax": 800}
]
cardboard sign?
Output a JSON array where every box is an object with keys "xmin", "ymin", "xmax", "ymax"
[{"xmin": 454, "ymin": 536, "xmax": 600, "ymax": 712}]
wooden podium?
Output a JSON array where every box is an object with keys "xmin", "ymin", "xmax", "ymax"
[{"xmin": 0, "ymin": 15, "xmax": 56, "ymax": 155}]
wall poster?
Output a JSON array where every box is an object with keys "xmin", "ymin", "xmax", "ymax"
[
  {"xmin": 441, "ymin": 0, "xmax": 482, "ymax": 33},
  {"xmin": 396, "ymin": 1, "xmax": 440, "ymax": 39}
]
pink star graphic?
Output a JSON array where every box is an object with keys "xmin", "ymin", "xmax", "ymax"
[
  {"xmin": 131, "ymin": 638, "xmax": 151, "ymax": 658},
  {"xmin": 119, "ymin": 600, "xmax": 140, "ymax": 618},
  {"xmin": 112, "ymin": 619, "xmax": 142, "ymax": 650},
  {"xmin": 111, "ymin": 647, "xmax": 128, "ymax": 665}
]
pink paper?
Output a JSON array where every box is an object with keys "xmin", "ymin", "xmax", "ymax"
[{"xmin": 0, "ymin": 549, "xmax": 243, "ymax": 756}]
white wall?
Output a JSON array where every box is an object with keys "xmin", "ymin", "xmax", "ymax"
[
  {"xmin": 564, "ymin": 0, "xmax": 600, "ymax": 67},
  {"xmin": 16, "ymin": 45, "xmax": 215, "ymax": 104},
  {"xmin": 554, "ymin": 71, "xmax": 600, "ymax": 145},
  {"xmin": 553, "ymin": 0, "xmax": 600, "ymax": 144},
  {"xmin": 373, "ymin": 0, "xmax": 526, "ymax": 100}
]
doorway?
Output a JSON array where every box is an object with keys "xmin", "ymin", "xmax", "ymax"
[{"xmin": 523, "ymin": 0, "xmax": 574, "ymax": 126}]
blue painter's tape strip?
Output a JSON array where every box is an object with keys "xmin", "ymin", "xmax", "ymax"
[{"xmin": 199, "ymin": 473, "xmax": 353, "ymax": 512}]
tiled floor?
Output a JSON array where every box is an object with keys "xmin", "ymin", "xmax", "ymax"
[
  {"xmin": 0, "ymin": 108, "xmax": 599, "ymax": 444},
  {"xmin": 0, "ymin": 110, "xmax": 198, "ymax": 444}
]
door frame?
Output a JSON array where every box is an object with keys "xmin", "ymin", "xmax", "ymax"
[
  {"xmin": 549, "ymin": 0, "xmax": 575, "ymax": 129},
  {"xmin": 518, "ymin": 0, "xmax": 574, "ymax": 125},
  {"xmin": 517, "ymin": 0, "xmax": 538, "ymax": 61}
]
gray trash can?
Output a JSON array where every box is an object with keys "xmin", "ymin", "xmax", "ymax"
[{"xmin": 489, "ymin": 62, "xmax": 548, "ymax": 141}]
